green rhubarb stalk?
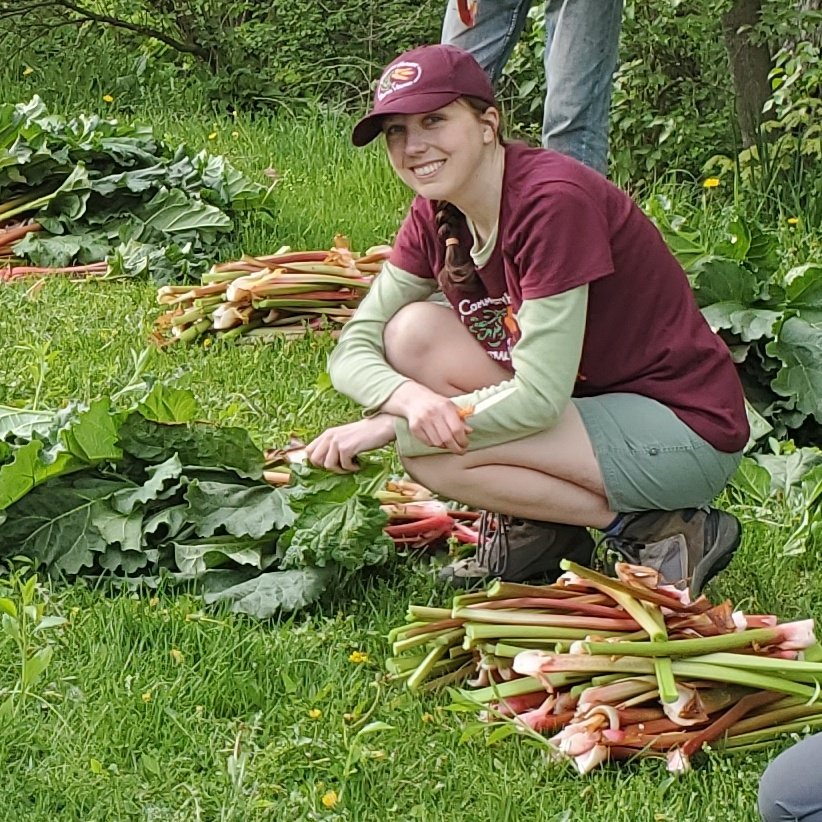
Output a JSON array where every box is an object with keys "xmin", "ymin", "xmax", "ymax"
[
  {"xmin": 484, "ymin": 580, "xmax": 583, "ymax": 600},
  {"xmin": 387, "ymin": 621, "xmax": 427, "ymax": 643},
  {"xmin": 407, "ymin": 644, "xmax": 449, "ymax": 691},
  {"xmin": 220, "ymin": 318, "xmax": 264, "ymax": 340},
  {"xmin": 408, "ymin": 606, "xmax": 453, "ymax": 621},
  {"xmin": 418, "ymin": 661, "xmax": 476, "ymax": 692},
  {"xmin": 690, "ymin": 652, "xmax": 822, "ymax": 679},
  {"xmin": 720, "ymin": 716, "xmax": 822, "ymax": 749},
  {"xmin": 671, "ymin": 661, "xmax": 820, "ymax": 700},
  {"xmin": 463, "ymin": 623, "xmax": 625, "ymax": 645},
  {"xmin": 386, "ymin": 654, "xmax": 427, "ymax": 674},
  {"xmin": 461, "ymin": 676, "xmax": 548, "ymax": 704},
  {"xmin": 452, "ymin": 591, "xmax": 493, "ymax": 609},
  {"xmin": 724, "ymin": 702, "xmax": 822, "ymax": 737},
  {"xmin": 560, "ymin": 559, "xmax": 693, "ymax": 612},
  {"xmin": 453, "ymin": 607, "xmax": 639, "ymax": 632},
  {"xmin": 171, "ymin": 306, "xmax": 208, "ymax": 327},
  {"xmin": 392, "ymin": 627, "xmax": 464, "ymax": 656},
  {"xmin": 492, "ymin": 641, "xmax": 572, "ymax": 657},
  {"xmin": 177, "ymin": 318, "xmax": 211, "ymax": 344},
  {"xmin": 654, "ymin": 656, "xmax": 679, "ymax": 705},
  {"xmin": 578, "ymin": 628, "xmax": 787, "ymax": 658}
]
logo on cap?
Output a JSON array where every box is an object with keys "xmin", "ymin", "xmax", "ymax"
[{"xmin": 377, "ymin": 61, "xmax": 422, "ymax": 101}]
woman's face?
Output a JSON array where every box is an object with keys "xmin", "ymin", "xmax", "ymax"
[{"xmin": 381, "ymin": 100, "xmax": 498, "ymax": 202}]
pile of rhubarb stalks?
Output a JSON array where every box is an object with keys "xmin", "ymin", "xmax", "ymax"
[
  {"xmin": 387, "ymin": 560, "xmax": 822, "ymax": 775},
  {"xmin": 153, "ymin": 237, "xmax": 391, "ymax": 344}
]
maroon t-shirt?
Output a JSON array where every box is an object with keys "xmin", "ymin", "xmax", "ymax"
[{"xmin": 389, "ymin": 141, "xmax": 749, "ymax": 453}]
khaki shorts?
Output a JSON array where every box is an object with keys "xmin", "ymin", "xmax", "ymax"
[{"xmin": 573, "ymin": 393, "xmax": 742, "ymax": 513}]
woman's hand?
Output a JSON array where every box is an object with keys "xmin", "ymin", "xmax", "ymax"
[
  {"xmin": 305, "ymin": 414, "xmax": 397, "ymax": 473},
  {"xmin": 399, "ymin": 386, "xmax": 472, "ymax": 454}
]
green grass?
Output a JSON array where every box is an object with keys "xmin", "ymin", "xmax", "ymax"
[{"xmin": 0, "ymin": 68, "xmax": 821, "ymax": 822}]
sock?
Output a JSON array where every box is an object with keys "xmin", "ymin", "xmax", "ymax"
[{"xmin": 603, "ymin": 513, "xmax": 625, "ymax": 536}]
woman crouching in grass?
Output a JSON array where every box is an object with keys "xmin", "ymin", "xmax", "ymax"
[{"xmin": 306, "ymin": 44, "xmax": 749, "ymax": 594}]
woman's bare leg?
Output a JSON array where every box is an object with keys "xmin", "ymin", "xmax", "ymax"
[{"xmin": 383, "ymin": 302, "xmax": 614, "ymax": 528}]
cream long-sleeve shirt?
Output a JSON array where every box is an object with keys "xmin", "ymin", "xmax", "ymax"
[{"xmin": 328, "ymin": 260, "xmax": 588, "ymax": 458}]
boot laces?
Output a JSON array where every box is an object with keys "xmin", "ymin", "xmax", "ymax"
[{"xmin": 477, "ymin": 511, "xmax": 512, "ymax": 575}]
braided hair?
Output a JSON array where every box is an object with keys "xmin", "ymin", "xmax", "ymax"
[{"xmin": 433, "ymin": 96, "xmax": 503, "ymax": 293}]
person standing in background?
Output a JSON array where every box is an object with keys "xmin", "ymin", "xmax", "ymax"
[{"xmin": 441, "ymin": 0, "xmax": 623, "ymax": 175}]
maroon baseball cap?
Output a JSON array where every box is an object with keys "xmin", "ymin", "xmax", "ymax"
[{"xmin": 351, "ymin": 44, "xmax": 497, "ymax": 147}]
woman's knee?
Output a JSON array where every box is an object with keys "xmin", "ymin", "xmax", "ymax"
[
  {"xmin": 383, "ymin": 302, "xmax": 453, "ymax": 374},
  {"xmin": 757, "ymin": 735, "xmax": 822, "ymax": 821}
]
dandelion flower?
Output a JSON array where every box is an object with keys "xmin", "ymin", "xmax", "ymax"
[
  {"xmin": 421, "ymin": 712, "xmax": 435, "ymax": 723},
  {"xmin": 348, "ymin": 650, "xmax": 369, "ymax": 664},
  {"xmin": 787, "ymin": 217, "xmax": 799, "ymax": 225},
  {"xmin": 231, "ymin": 131, "xmax": 240, "ymax": 139},
  {"xmin": 103, "ymin": 94, "xmax": 115, "ymax": 103},
  {"xmin": 321, "ymin": 790, "xmax": 338, "ymax": 809},
  {"xmin": 149, "ymin": 596, "xmax": 159, "ymax": 607},
  {"xmin": 23, "ymin": 66, "xmax": 34, "ymax": 76},
  {"xmin": 170, "ymin": 648, "xmax": 184, "ymax": 665},
  {"xmin": 203, "ymin": 337, "xmax": 213, "ymax": 348},
  {"xmin": 141, "ymin": 691, "xmax": 152, "ymax": 703},
  {"xmin": 207, "ymin": 131, "xmax": 218, "ymax": 140},
  {"xmin": 308, "ymin": 708, "xmax": 322, "ymax": 719},
  {"xmin": 702, "ymin": 177, "xmax": 720, "ymax": 189}
]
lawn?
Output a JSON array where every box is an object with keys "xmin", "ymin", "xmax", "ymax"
[{"xmin": 0, "ymin": 98, "xmax": 819, "ymax": 822}]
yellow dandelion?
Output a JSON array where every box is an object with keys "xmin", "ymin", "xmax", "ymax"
[
  {"xmin": 787, "ymin": 217, "xmax": 799, "ymax": 225},
  {"xmin": 348, "ymin": 650, "xmax": 369, "ymax": 664},
  {"xmin": 702, "ymin": 177, "xmax": 720, "ymax": 189},
  {"xmin": 23, "ymin": 66, "xmax": 34, "ymax": 77},
  {"xmin": 102, "ymin": 94, "xmax": 114, "ymax": 103},
  {"xmin": 321, "ymin": 790, "xmax": 338, "ymax": 809},
  {"xmin": 308, "ymin": 708, "xmax": 322, "ymax": 719},
  {"xmin": 195, "ymin": 705, "xmax": 204, "ymax": 714},
  {"xmin": 421, "ymin": 712, "xmax": 435, "ymax": 723},
  {"xmin": 170, "ymin": 648, "xmax": 184, "ymax": 665},
  {"xmin": 207, "ymin": 131, "xmax": 218, "ymax": 140},
  {"xmin": 202, "ymin": 336, "xmax": 213, "ymax": 347},
  {"xmin": 231, "ymin": 130, "xmax": 240, "ymax": 139},
  {"xmin": 141, "ymin": 691, "xmax": 152, "ymax": 703},
  {"xmin": 149, "ymin": 596, "xmax": 159, "ymax": 607}
]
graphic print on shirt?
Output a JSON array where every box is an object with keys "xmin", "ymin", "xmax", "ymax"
[{"xmin": 457, "ymin": 293, "xmax": 518, "ymax": 362}]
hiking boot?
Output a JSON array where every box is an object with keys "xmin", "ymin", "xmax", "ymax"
[
  {"xmin": 604, "ymin": 507, "xmax": 742, "ymax": 596},
  {"xmin": 438, "ymin": 512, "xmax": 596, "ymax": 589}
]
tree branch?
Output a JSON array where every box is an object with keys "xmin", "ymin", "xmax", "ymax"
[{"xmin": 51, "ymin": 0, "xmax": 211, "ymax": 61}]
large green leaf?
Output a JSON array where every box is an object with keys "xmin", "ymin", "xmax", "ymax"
[
  {"xmin": 118, "ymin": 413, "xmax": 264, "ymax": 479},
  {"xmin": 784, "ymin": 264, "xmax": 822, "ymax": 315},
  {"xmin": 59, "ymin": 398, "xmax": 122, "ymax": 464},
  {"xmin": 137, "ymin": 384, "xmax": 200, "ymax": 424},
  {"xmin": 0, "ymin": 407, "xmax": 53, "ymax": 441},
  {"xmin": 279, "ymin": 495, "xmax": 392, "ymax": 572},
  {"xmin": 142, "ymin": 188, "xmax": 232, "ymax": 234},
  {"xmin": 0, "ymin": 441, "xmax": 84, "ymax": 511},
  {"xmin": 768, "ymin": 317, "xmax": 822, "ymax": 421},
  {"xmin": 185, "ymin": 480, "xmax": 294, "ymax": 539},
  {"xmin": 173, "ymin": 535, "xmax": 274, "ymax": 577},
  {"xmin": 0, "ymin": 478, "xmax": 122, "ymax": 572},
  {"xmin": 692, "ymin": 257, "xmax": 762, "ymax": 307},
  {"xmin": 701, "ymin": 302, "xmax": 782, "ymax": 342},
  {"xmin": 202, "ymin": 567, "xmax": 334, "ymax": 617},
  {"xmin": 110, "ymin": 454, "xmax": 183, "ymax": 514}
]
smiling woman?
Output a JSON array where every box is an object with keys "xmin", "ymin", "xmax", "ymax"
[{"xmin": 305, "ymin": 44, "xmax": 749, "ymax": 595}]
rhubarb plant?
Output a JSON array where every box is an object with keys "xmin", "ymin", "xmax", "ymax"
[
  {"xmin": 0, "ymin": 383, "xmax": 393, "ymax": 617},
  {"xmin": 0, "ymin": 96, "xmax": 273, "ymax": 283},
  {"xmin": 647, "ymin": 197, "xmax": 822, "ymax": 446}
]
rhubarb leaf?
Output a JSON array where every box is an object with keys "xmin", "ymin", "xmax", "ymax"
[
  {"xmin": 173, "ymin": 535, "xmax": 274, "ymax": 577},
  {"xmin": 110, "ymin": 454, "xmax": 183, "ymax": 514},
  {"xmin": 117, "ymin": 413, "xmax": 264, "ymax": 479},
  {"xmin": 137, "ymin": 384, "xmax": 200, "ymax": 424},
  {"xmin": 767, "ymin": 317, "xmax": 822, "ymax": 421},
  {"xmin": 279, "ymin": 495, "xmax": 392, "ymax": 571},
  {"xmin": 185, "ymin": 479, "xmax": 294, "ymax": 539},
  {"xmin": 202, "ymin": 567, "xmax": 333, "ymax": 617},
  {"xmin": 0, "ymin": 407, "xmax": 54, "ymax": 441},
  {"xmin": 0, "ymin": 441, "xmax": 84, "ymax": 511}
]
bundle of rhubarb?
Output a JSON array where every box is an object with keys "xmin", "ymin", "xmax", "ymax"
[
  {"xmin": 386, "ymin": 560, "xmax": 822, "ymax": 775},
  {"xmin": 264, "ymin": 446, "xmax": 482, "ymax": 551},
  {"xmin": 153, "ymin": 237, "xmax": 391, "ymax": 344}
]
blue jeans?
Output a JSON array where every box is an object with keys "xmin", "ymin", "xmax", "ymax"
[{"xmin": 441, "ymin": 0, "xmax": 623, "ymax": 174}]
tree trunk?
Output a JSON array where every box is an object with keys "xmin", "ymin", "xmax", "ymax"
[{"xmin": 721, "ymin": 0, "xmax": 773, "ymax": 147}]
